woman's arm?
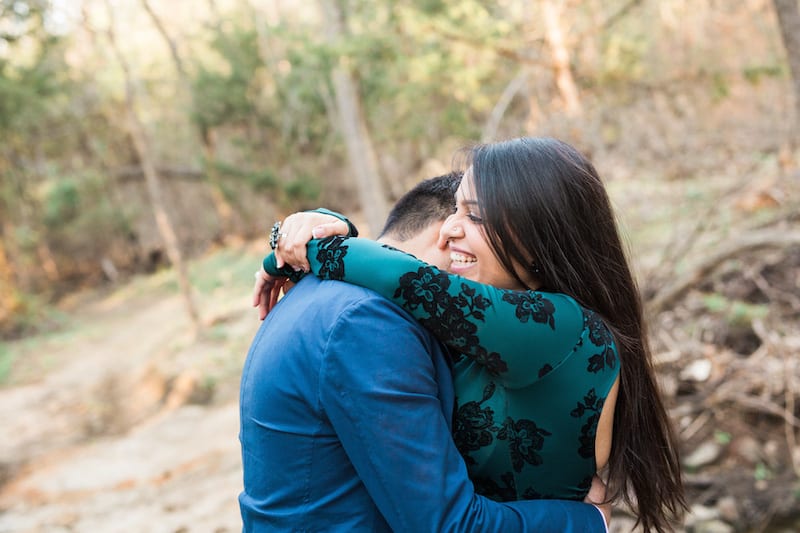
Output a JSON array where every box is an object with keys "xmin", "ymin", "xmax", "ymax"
[{"xmin": 264, "ymin": 237, "xmax": 596, "ymax": 388}]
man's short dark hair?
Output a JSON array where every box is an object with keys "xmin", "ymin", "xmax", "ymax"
[{"xmin": 379, "ymin": 172, "xmax": 462, "ymax": 241}]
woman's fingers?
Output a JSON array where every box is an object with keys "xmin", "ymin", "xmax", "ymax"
[
  {"xmin": 311, "ymin": 220, "xmax": 349, "ymax": 239},
  {"xmin": 267, "ymin": 277, "xmax": 286, "ymax": 315},
  {"xmin": 254, "ymin": 268, "xmax": 288, "ymax": 320},
  {"xmin": 276, "ymin": 213, "xmax": 311, "ymax": 271},
  {"xmin": 273, "ymin": 212, "xmax": 348, "ymax": 272},
  {"xmin": 253, "ymin": 268, "xmax": 270, "ymax": 308}
]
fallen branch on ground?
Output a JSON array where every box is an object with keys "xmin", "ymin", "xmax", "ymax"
[{"xmin": 647, "ymin": 230, "xmax": 800, "ymax": 314}]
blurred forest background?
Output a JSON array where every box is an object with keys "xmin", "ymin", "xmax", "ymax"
[{"xmin": 1, "ymin": 0, "xmax": 799, "ymax": 531}]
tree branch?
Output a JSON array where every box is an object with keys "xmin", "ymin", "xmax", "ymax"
[{"xmin": 647, "ymin": 230, "xmax": 800, "ymax": 314}]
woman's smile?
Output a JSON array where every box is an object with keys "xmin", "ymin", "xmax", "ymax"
[{"xmin": 449, "ymin": 246, "xmax": 477, "ymax": 272}]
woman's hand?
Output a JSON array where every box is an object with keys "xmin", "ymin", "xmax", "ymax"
[
  {"xmin": 274, "ymin": 212, "xmax": 349, "ymax": 271},
  {"xmin": 253, "ymin": 267, "xmax": 289, "ymax": 320}
]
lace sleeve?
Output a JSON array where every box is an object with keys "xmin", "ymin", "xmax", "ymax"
[{"xmin": 264, "ymin": 236, "xmax": 603, "ymax": 388}]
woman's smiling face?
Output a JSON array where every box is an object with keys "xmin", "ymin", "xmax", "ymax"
[{"xmin": 437, "ymin": 168, "xmax": 528, "ymax": 290}]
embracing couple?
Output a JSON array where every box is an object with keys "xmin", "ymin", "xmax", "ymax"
[{"xmin": 239, "ymin": 137, "xmax": 686, "ymax": 532}]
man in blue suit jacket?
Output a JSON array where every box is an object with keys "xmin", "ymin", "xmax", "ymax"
[{"xmin": 240, "ymin": 174, "xmax": 609, "ymax": 532}]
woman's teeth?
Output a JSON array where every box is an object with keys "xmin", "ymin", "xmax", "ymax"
[{"xmin": 451, "ymin": 252, "xmax": 476, "ymax": 264}]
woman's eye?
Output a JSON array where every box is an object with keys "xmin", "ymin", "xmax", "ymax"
[{"xmin": 467, "ymin": 213, "xmax": 484, "ymax": 224}]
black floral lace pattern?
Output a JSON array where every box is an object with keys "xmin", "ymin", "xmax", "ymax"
[
  {"xmin": 315, "ymin": 236, "xmax": 349, "ymax": 280},
  {"xmin": 584, "ymin": 309, "xmax": 617, "ymax": 373},
  {"xmin": 453, "ymin": 383, "xmax": 499, "ymax": 465},
  {"xmin": 501, "ymin": 292, "xmax": 556, "ymax": 329},
  {"xmin": 394, "ymin": 267, "xmax": 452, "ymax": 316},
  {"xmin": 570, "ymin": 388, "xmax": 605, "ymax": 459},
  {"xmin": 393, "ymin": 266, "xmax": 509, "ymax": 375},
  {"xmin": 497, "ymin": 416, "xmax": 552, "ymax": 472}
]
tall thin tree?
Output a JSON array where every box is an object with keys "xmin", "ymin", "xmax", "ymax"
[
  {"xmin": 318, "ymin": 0, "xmax": 388, "ymax": 236},
  {"xmin": 542, "ymin": 0, "xmax": 582, "ymax": 117},
  {"xmin": 773, "ymin": 0, "xmax": 800, "ymax": 148},
  {"xmin": 140, "ymin": 0, "xmax": 235, "ymax": 233},
  {"xmin": 103, "ymin": 0, "xmax": 201, "ymax": 334}
]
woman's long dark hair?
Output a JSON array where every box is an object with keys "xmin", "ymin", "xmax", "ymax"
[{"xmin": 466, "ymin": 137, "xmax": 686, "ymax": 532}]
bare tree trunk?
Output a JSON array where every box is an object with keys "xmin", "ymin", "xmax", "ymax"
[
  {"xmin": 483, "ymin": 69, "xmax": 528, "ymax": 142},
  {"xmin": 247, "ymin": 1, "xmax": 296, "ymax": 142},
  {"xmin": 37, "ymin": 242, "xmax": 59, "ymax": 281},
  {"xmin": 542, "ymin": 0, "xmax": 582, "ymax": 117},
  {"xmin": 521, "ymin": 2, "xmax": 545, "ymax": 134},
  {"xmin": 104, "ymin": 0, "xmax": 201, "ymax": 334},
  {"xmin": 0, "ymin": 228, "xmax": 18, "ymax": 315},
  {"xmin": 318, "ymin": 0, "xmax": 388, "ymax": 236},
  {"xmin": 141, "ymin": 0, "xmax": 235, "ymax": 233},
  {"xmin": 773, "ymin": 0, "xmax": 800, "ymax": 148}
]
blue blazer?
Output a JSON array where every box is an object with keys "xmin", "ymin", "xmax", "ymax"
[{"xmin": 239, "ymin": 276, "xmax": 605, "ymax": 532}]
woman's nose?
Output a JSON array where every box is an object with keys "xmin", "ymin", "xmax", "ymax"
[{"xmin": 437, "ymin": 214, "xmax": 463, "ymax": 249}]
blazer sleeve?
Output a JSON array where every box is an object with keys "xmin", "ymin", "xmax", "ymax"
[
  {"xmin": 318, "ymin": 294, "xmax": 606, "ymax": 532},
  {"xmin": 265, "ymin": 236, "xmax": 605, "ymax": 389}
]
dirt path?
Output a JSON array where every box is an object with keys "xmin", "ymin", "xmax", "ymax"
[
  {"xmin": 0, "ymin": 404, "xmax": 242, "ymax": 533},
  {"xmin": 0, "ymin": 270, "xmax": 260, "ymax": 533}
]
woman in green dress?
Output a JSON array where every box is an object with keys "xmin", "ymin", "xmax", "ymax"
[{"xmin": 258, "ymin": 137, "xmax": 686, "ymax": 532}]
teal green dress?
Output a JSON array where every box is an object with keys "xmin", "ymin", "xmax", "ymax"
[{"xmin": 263, "ymin": 235, "xmax": 620, "ymax": 502}]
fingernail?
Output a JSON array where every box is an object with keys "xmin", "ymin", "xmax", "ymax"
[
  {"xmin": 293, "ymin": 266, "xmax": 302, "ymax": 272},
  {"xmin": 312, "ymin": 227, "xmax": 323, "ymax": 239}
]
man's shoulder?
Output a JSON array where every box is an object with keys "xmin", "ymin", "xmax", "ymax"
[
  {"xmin": 291, "ymin": 275, "xmax": 374, "ymax": 299},
  {"xmin": 292, "ymin": 276, "xmax": 420, "ymax": 324},
  {"xmin": 288, "ymin": 278, "xmax": 444, "ymax": 357}
]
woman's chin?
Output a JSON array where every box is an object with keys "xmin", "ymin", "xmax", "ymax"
[{"xmin": 449, "ymin": 262, "xmax": 477, "ymax": 279}]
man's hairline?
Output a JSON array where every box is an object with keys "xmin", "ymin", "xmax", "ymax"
[{"xmin": 378, "ymin": 216, "xmax": 448, "ymax": 243}]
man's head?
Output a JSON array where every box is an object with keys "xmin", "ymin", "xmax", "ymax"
[{"xmin": 377, "ymin": 172, "xmax": 462, "ymax": 270}]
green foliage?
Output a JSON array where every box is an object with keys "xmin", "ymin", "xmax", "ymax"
[
  {"xmin": 0, "ymin": 289, "xmax": 61, "ymax": 342},
  {"xmin": 754, "ymin": 462, "xmax": 773, "ymax": 481},
  {"xmin": 213, "ymin": 159, "xmax": 278, "ymax": 192},
  {"xmin": 191, "ymin": 25, "xmax": 263, "ymax": 130},
  {"xmin": 183, "ymin": 247, "xmax": 263, "ymax": 296},
  {"xmin": 710, "ymin": 72, "xmax": 730, "ymax": 101},
  {"xmin": 277, "ymin": 35, "xmax": 335, "ymax": 145},
  {"xmin": 713, "ymin": 430, "xmax": 732, "ymax": 445},
  {"xmin": 37, "ymin": 169, "xmax": 134, "ymax": 262},
  {"xmin": 42, "ymin": 177, "xmax": 80, "ymax": 226},
  {"xmin": 12, "ymin": 224, "xmax": 38, "ymax": 252},
  {"xmin": 0, "ymin": 4, "xmax": 68, "ymax": 136},
  {"xmin": 0, "ymin": 342, "xmax": 13, "ymax": 384},
  {"xmin": 415, "ymin": 0, "xmax": 447, "ymax": 15},
  {"xmin": 599, "ymin": 33, "xmax": 648, "ymax": 84},
  {"xmin": 284, "ymin": 176, "xmax": 321, "ymax": 206},
  {"xmin": 742, "ymin": 64, "xmax": 784, "ymax": 85},
  {"xmin": 701, "ymin": 293, "xmax": 769, "ymax": 327},
  {"xmin": 702, "ymin": 293, "xmax": 728, "ymax": 313},
  {"xmin": 339, "ymin": 0, "xmax": 504, "ymax": 145}
]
